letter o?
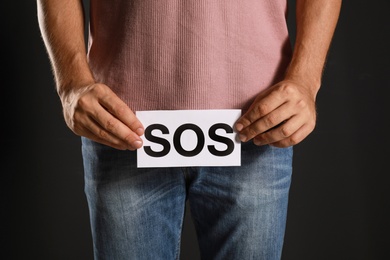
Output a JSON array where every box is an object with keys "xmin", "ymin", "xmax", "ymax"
[{"xmin": 173, "ymin": 124, "xmax": 205, "ymax": 157}]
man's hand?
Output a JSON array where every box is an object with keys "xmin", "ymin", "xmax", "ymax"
[
  {"xmin": 61, "ymin": 83, "xmax": 144, "ymax": 150},
  {"xmin": 37, "ymin": 0, "xmax": 144, "ymax": 150},
  {"xmin": 235, "ymin": 80, "xmax": 317, "ymax": 148},
  {"xmin": 234, "ymin": 0, "xmax": 342, "ymax": 148}
]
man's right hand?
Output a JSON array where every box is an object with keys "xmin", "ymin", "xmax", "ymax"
[
  {"xmin": 37, "ymin": 1, "xmax": 143, "ymax": 150},
  {"xmin": 60, "ymin": 83, "xmax": 144, "ymax": 150}
]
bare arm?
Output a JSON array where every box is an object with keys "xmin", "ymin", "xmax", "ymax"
[
  {"xmin": 285, "ymin": 0, "xmax": 342, "ymax": 94},
  {"xmin": 37, "ymin": 0, "xmax": 144, "ymax": 150},
  {"xmin": 235, "ymin": 0, "xmax": 342, "ymax": 147}
]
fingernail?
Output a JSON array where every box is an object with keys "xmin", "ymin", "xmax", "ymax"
[
  {"xmin": 235, "ymin": 123, "xmax": 244, "ymax": 132},
  {"xmin": 135, "ymin": 128, "xmax": 144, "ymax": 136},
  {"xmin": 239, "ymin": 134, "xmax": 247, "ymax": 142},
  {"xmin": 132, "ymin": 140, "xmax": 143, "ymax": 149}
]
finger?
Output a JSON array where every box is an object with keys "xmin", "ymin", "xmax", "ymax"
[
  {"xmin": 74, "ymin": 117, "xmax": 131, "ymax": 150},
  {"xmin": 78, "ymin": 126, "xmax": 130, "ymax": 150},
  {"xmin": 238, "ymin": 96, "xmax": 297, "ymax": 143},
  {"xmin": 235, "ymin": 90, "xmax": 285, "ymax": 132},
  {"xmin": 252, "ymin": 115, "xmax": 300, "ymax": 145},
  {"xmin": 90, "ymin": 105, "xmax": 143, "ymax": 149},
  {"xmin": 99, "ymin": 94, "xmax": 144, "ymax": 136},
  {"xmin": 267, "ymin": 123, "xmax": 314, "ymax": 148}
]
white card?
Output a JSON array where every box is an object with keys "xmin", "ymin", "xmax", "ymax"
[{"xmin": 136, "ymin": 110, "xmax": 241, "ymax": 168}]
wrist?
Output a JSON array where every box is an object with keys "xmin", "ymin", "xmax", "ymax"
[
  {"xmin": 58, "ymin": 78, "xmax": 95, "ymax": 101},
  {"xmin": 55, "ymin": 53, "xmax": 96, "ymax": 99},
  {"xmin": 283, "ymin": 56, "xmax": 323, "ymax": 98},
  {"xmin": 284, "ymin": 72, "xmax": 321, "ymax": 92}
]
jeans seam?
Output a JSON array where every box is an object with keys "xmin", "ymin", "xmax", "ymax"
[{"xmin": 174, "ymin": 170, "xmax": 188, "ymax": 260}]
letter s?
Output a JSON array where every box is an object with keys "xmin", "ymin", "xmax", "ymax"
[
  {"xmin": 143, "ymin": 124, "xmax": 171, "ymax": 157},
  {"xmin": 207, "ymin": 123, "xmax": 234, "ymax": 156}
]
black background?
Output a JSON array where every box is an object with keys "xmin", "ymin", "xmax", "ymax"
[{"xmin": 3, "ymin": 0, "xmax": 390, "ymax": 259}]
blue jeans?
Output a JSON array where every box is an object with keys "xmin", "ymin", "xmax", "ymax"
[{"xmin": 81, "ymin": 137, "xmax": 293, "ymax": 260}]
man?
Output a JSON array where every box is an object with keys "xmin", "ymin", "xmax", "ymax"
[{"xmin": 37, "ymin": 0, "xmax": 341, "ymax": 259}]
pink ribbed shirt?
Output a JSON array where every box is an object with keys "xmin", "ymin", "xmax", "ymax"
[{"xmin": 87, "ymin": 0, "xmax": 292, "ymax": 113}]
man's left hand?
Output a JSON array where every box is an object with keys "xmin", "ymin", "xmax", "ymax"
[{"xmin": 235, "ymin": 80, "xmax": 318, "ymax": 148}]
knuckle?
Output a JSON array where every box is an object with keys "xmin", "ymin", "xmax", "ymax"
[
  {"xmin": 289, "ymin": 136, "xmax": 300, "ymax": 146},
  {"xmin": 89, "ymin": 84, "xmax": 108, "ymax": 98},
  {"xmin": 255, "ymin": 103, "xmax": 269, "ymax": 116},
  {"xmin": 240, "ymin": 117, "xmax": 252, "ymax": 126},
  {"xmin": 105, "ymin": 118, "xmax": 118, "ymax": 132},
  {"xmin": 123, "ymin": 133, "xmax": 135, "ymax": 144},
  {"xmin": 76, "ymin": 95, "xmax": 89, "ymax": 109},
  {"xmin": 98, "ymin": 128, "xmax": 109, "ymax": 139},
  {"xmin": 114, "ymin": 104, "xmax": 129, "ymax": 118},
  {"xmin": 72, "ymin": 126, "xmax": 83, "ymax": 136},
  {"xmin": 76, "ymin": 96, "xmax": 88, "ymax": 107},
  {"xmin": 91, "ymin": 83, "xmax": 105, "ymax": 94},
  {"xmin": 247, "ymin": 126, "xmax": 260, "ymax": 137},
  {"xmin": 280, "ymin": 125, "xmax": 292, "ymax": 137},
  {"xmin": 72, "ymin": 112, "xmax": 83, "ymax": 125},
  {"xmin": 280, "ymin": 84, "xmax": 295, "ymax": 96},
  {"xmin": 296, "ymin": 99, "xmax": 308, "ymax": 109},
  {"xmin": 264, "ymin": 114, "xmax": 278, "ymax": 128}
]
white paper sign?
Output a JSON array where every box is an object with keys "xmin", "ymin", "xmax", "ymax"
[{"xmin": 136, "ymin": 110, "xmax": 241, "ymax": 168}]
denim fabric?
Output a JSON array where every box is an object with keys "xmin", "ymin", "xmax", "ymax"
[{"xmin": 81, "ymin": 137, "xmax": 293, "ymax": 260}]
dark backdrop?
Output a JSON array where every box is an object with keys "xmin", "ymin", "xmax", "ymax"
[{"xmin": 3, "ymin": 1, "xmax": 389, "ymax": 259}]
